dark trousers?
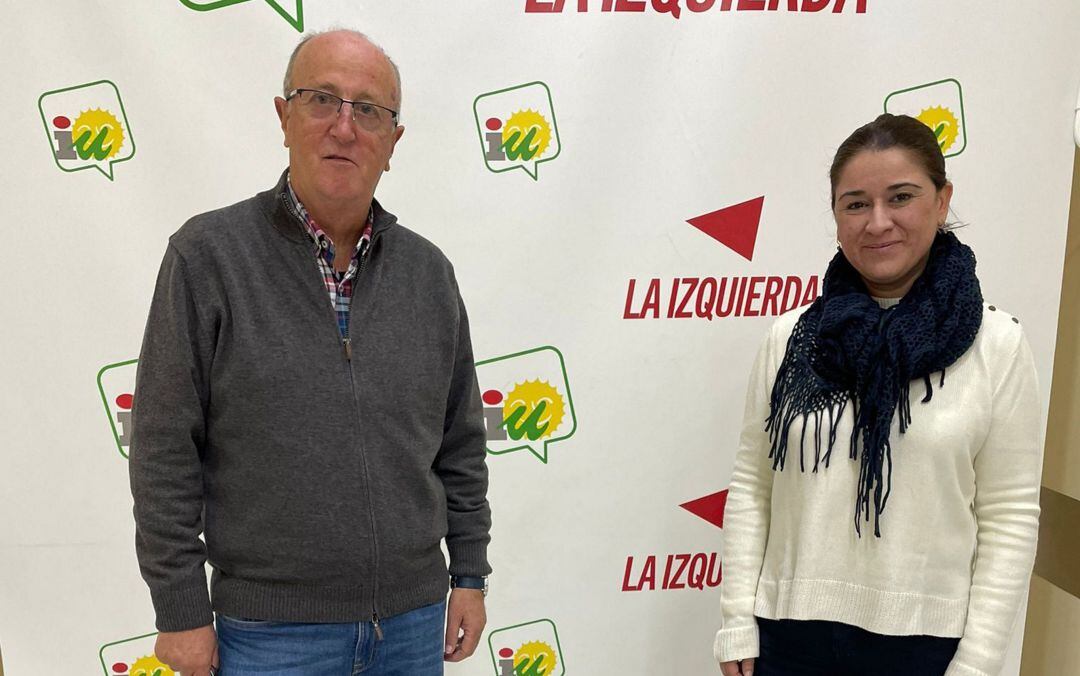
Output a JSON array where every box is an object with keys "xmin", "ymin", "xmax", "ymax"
[{"xmin": 755, "ymin": 617, "xmax": 960, "ymax": 676}]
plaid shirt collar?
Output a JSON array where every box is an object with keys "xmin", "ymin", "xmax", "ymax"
[{"xmin": 285, "ymin": 174, "xmax": 373, "ymax": 269}]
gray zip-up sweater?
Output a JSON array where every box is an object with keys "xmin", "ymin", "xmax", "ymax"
[{"xmin": 129, "ymin": 172, "xmax": 492, "ymax": 632}]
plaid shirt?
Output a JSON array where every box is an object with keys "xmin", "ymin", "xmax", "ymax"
[{"xmin": 286, "ymin": 177, "xmax": 373, "ymax": 338}]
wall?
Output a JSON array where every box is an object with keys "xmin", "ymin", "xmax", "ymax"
[{"xmin": 1, "ymin": 2, "xmax": 1079, "ymax": 673}]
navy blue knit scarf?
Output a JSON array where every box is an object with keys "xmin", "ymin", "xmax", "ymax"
[{"xmin": 766, "ymin": 230, "xmax": 983, "ymax": 537}]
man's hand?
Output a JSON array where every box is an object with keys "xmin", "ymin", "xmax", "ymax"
[
  {"xmin": 444, "ymin": 588, "xmax": 486, "ymax": 662},
  {"xmin": 720, "ymin": 658, "xmax": 755, "ymax": 676},
  {"xmin": 155, "ymin": 624, "xmax": 219, "ymax": 676}
]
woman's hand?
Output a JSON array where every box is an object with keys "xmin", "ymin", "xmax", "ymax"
[{"xmin": 720, "ymin": 658, "xmax": 755, "ymax": 676}]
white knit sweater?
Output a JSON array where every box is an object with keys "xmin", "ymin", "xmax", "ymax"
[{"xmin": 714, "ymin": 303, "xmax": 1042, "ymax": 676}]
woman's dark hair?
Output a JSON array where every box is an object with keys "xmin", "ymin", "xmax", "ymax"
[{"xmin": 829, "ymin": 113, "xmax": 948, "ymax": 206}]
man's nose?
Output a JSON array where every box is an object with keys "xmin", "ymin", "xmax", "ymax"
[{"xmin": 329, "ymin": 103, "xmax": 357, "ymax": 140}]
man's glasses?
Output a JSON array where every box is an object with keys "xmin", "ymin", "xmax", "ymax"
[{"xmin": 285, "ymin": 88, "xmax": 399, "ymax": 131}]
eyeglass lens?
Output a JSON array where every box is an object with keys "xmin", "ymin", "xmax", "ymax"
[{"xmin": 299, "ymin": 90, "xmax": 391, "ymax": 128}]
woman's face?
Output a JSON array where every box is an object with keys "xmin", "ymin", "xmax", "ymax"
[{"xmin": 833, "ymin": 147, "xmax": 952, "ymax": 298}]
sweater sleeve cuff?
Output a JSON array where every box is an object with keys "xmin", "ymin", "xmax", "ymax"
[
  {"xmin": 447, "ymin": 540, "xmax": 491, "ymax": 578},
  {"xmin": 151, "ymin": 583, "xmax": 214, "ymax": 632},
  {"xmin": 714, "ymin": 624, "xmax": 759, "ymax": 664}
]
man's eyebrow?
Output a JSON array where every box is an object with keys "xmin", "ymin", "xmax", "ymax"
[{"xmin": 311, "ymin": 83, "xmax": 381, "ymax": 102}]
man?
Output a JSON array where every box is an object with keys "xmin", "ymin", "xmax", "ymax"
[{"xmin": 129, "ymin": 30, "xmax": 491, "ymax": 675}]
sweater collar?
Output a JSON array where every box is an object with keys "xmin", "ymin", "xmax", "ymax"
[{"xmin": 262, "ymin": 169, "xmax": 398, "ymax": 244}]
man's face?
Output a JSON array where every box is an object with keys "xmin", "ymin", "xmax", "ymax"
[{"xmin": 275, "ymin": 32, "xmax": 404, "ymax": 212}]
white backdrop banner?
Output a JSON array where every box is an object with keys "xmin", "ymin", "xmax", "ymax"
[{"xmin": 2, "ymin": 2, "xmax": 1079, "ymax": 674}]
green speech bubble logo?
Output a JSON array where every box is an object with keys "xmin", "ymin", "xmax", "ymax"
[
  {"xmin": 38, "ymin": 80, "xmax": 136, "ymax": 181},
  {"xmin": 884, "ymin": 78, "xmax": 967, "ymax": 158},
  {"xmin": 97, "ymin": 359, "xmax": 138, "ymax": 460},
  {"xmin": 476, "ymin": 346, "xmax": 576, "ymax": 464},
  {"xmin": 488, "ymin": 618, "xmax": 565, "ymax": 676},
  {"xmin": 474, "ymin": 82, "xmax": 561, "ymax": 181},
  {"xmin": 179, "ymin": 0, "xmax": 304, "ymax": 32},
  {"xmin": 99, "ymin": 632, "xmax": 165, "ymax": 675}
]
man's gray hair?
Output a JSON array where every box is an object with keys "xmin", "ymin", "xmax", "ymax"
[{"xmin": 282, "ymin": 29, "xmax": 403, "ymax": 119}]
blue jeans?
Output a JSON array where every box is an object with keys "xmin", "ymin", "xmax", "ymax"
[
  {"xmin": 755, "ymin": 617, "xmax": 960, "ymax": 676},
  {"xmin": 215, "ymin": 600, "xmax": 446, "ymax": 676}
]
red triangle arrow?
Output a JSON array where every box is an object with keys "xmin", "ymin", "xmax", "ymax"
[
  {"xmin": 687, "ymin": 196, "xmax": 765, "ymax": 262},
  {"xmin": 680, "ymin": 489, "xmax": 729, "ymax": 529}
]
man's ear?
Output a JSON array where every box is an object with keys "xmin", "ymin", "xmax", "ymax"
[
  {"xmin": 274, "ymin": 97, "xmax": 290, "ymax": 147},
  {"xmin": 385, "ymin": 124, "xmax": 405, "ymax": 171}
]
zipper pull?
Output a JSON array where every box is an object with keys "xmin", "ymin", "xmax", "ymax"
[
  {"xmin": 343, "ymin": 338, "xmax": 352, "ymax": 361},
  {"xmin": 372, "ymin": 612, "xmax": 383, "ymax": 641}
]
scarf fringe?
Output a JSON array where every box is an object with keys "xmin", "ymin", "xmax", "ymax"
[
  {"xmin": 768, "ymin": 365, "xmax": 953, "ymax": 538},
  {"xmin": 765, "ymin": 352, "xmax": 848, "ymax": 476}
]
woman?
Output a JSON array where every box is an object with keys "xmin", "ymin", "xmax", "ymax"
[{"xmin": 714, "ymin": 114, "xmax": 1042, "ymax": 676}]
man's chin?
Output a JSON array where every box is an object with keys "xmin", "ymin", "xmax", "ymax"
[{"xmin": 314, "ymin": 181, "xmax": 368, "ymax": 205}]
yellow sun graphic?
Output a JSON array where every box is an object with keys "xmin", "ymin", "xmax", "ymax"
[
  {"xmin": 130, "ymin": 654, "xmax": 175, "ymax": 676},
  {"xmin": 502, "ymin": 109, "xmax": 552, "ymax": 160},
  {"xmin": 71, "ymin": 108, "xmax": 125, "ymax": 160},
  {"xmin": 514, "ymin": 640, "xmax": 558, "ymax": 675},
  {"xmin": 916, "ymin": 106, "xmax": 959, "ymax": 154},
  {"xmin": 503, "ymin": 380, "xmax": 565, "ymax": 440}
]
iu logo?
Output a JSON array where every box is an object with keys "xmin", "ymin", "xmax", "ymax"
[
  {"xmin": 473, "ymin": 82, "xmax": 561, "ymax": 180},
  {"xmin": 97, "ymin": 359, "xmax": 138, "ymax": 459},
  {"xmin": 38, "ymin": 80, "xmax": 136, "ymax": 180},
  {"xmin": 488, "ymin": 619, "xmax": 565, "ymax": 676},
  {"xmin": 177, "ymin": 0, "xmax": 305, "ymax": 32},
  {"xmin": 475, "ymin": 346, "xmax": 576, "ymax": 464},
  {"xmin": 99, "ymin": 632, "xmax": 174, "ymax": 675},
  {"xmin": 884, "ymin": 78, "xmax": 967, "ymax": 157}
]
